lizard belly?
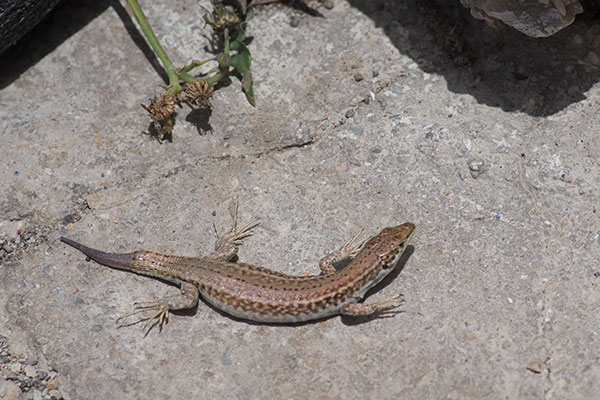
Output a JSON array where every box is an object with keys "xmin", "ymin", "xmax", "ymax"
[{"xmin": 197, "ymin": 288, "xmax": 352, "ymax": 323}]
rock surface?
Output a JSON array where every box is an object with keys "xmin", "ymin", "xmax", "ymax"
[
  {"xmin": 0, "ymin": 0, "xmax": 62, "ymax": 54},
  {"xmin": 1, "ymin": 0, "xmax": 600, "ymax": 398},
  {"xmin": 461, "ymin": 0, "xmax": 584, "ymax": 37}
]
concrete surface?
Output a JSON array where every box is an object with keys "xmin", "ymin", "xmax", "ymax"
[{"xmin": 1, "ymin": 0, "xmax": 600, "ymax": 398}]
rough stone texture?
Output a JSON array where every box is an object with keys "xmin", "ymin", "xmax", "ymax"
[
  {"xmin": 460, "ymin": 0, "xmax": 584, "ymax": 37},
  {"xmin": 1, "ymin": 0, "xmax": 600, "ymax": 398},
  {"xmin": 0, "ymin": 0, "xmax": 62, "ymax": 54}
]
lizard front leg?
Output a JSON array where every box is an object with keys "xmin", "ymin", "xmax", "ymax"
[
  {"xmin": 340, "ymin": 295, "xmax": 404, "ymax": 318},
  {"xmin": 318, "ymin": 229, "xmax": 367, "ymax": 275}
]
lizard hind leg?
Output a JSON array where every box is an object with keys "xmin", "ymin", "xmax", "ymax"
[
  {"xmin": 207, "ymin": 198, "xmax": 260, "ymax": 262},
  {"xmin": 117, "ymin": 282, "xmax": 199, "ymax": 335}
]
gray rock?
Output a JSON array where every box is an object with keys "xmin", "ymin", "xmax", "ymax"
[
  {"xmin": 0, "ymin": 0, "xmax": 62, "ymax": 54},
  {"xmin": 460, "ymin": 0, "xmax": 584, "ymax": 37},
  {"xmin": 0, "ymin": 378, "xmax": 23, "ymax": 400}
]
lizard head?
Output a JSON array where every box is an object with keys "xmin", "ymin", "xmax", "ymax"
[{"xmin": 365, "ymin": 222, "xmax": 415, "ymax": 269}]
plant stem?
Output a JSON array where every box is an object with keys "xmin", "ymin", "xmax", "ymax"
[
  {"xmin": 205, "ymin": 72, "xmax": 224, "ymax": 86},
  {"xmin": 178, "ymin": 72, "xmax": 197, "ymax": 84},
  {"xmin": 180, "ymin": 59, "xmax": 215, "ymax": 74},
  {"xmin": 126, "ymin": 0, "xmax": 181, "ymax": 94}
]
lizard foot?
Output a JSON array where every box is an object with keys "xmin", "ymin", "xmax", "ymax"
[
  {"xmin": 213, "ymin": 198, "xmax": 260, "ymax": 250},
  {"xmin": 369, "ymin": 294, "xmax": 405, "ymax": 318},
  {"xmin": 340, "ymin": 294, "xmax": 405, "ymax": 318},
  {"xmin": 338, "ymin": 228, "xmax": 368, "ymax": 259},
  {"xmin": 116, "ymin": 299, "xmax": 170, "ymax": 335}
]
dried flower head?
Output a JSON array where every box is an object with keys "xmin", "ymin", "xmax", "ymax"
[
  {"xmin": 141, "ymin": 94, "xmax": 177, "ymax": 121},
  {"xmin": 184, "ymin": 80, "xmax": 214, "ymax": 110}
]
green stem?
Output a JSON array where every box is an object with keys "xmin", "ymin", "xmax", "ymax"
[
  {"xmin": 126, "ymin": 0, "xmax": 181, "ymax": 94},
  {"xmin": 178, "ymin": 72, "xmax": 197, "ymax": 84},
  {"xmin": 205, "ymin": 71, "xmax": 224, "ymax": 86},
  {"xmin": 180, "ymin": 59, "xmax": 215, "ymax": 74},
  {"xmin": 223, "ymin": 28, "xmax": 231, "ymax": 54}
]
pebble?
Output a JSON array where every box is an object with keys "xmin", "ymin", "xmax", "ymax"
[
  {"xmin": 0, "ymin": 336, "xmax": 63, "ymax": 399},
  {"xmin": 8, "ymin": 363, "xmax": 22, "ymax": 374},
  {"xmin": 0, "ymin": 379, "xmax": 22, "ymax": 400},
  {"xmin": 23, "ymin": 227, "xmax": 35, "ymax": 241},
  {"xmin": 61, "ymin": 213, "xmax": 77, "ymax": 225},
  {"xmin": 24, "ymin": 365, "xmax": 37, "ymax": 378},
  {"xmin": 526, "ymin": 361, "xmax": 543, "ymax": 373},
  {"xmin": 468, "ymin": 158, "xmax": 487, "ymax": 179},
  {"xmin": 4, "ymin": 371, "xmax": 18, "ymax": 380},
  {"xmin": 587, "ymin": 51, "xmax": 600, "ymax": 66}
]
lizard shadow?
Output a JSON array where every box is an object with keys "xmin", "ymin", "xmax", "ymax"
[{"xmin": 191, "ymin": 244, "xmax": 416, "ymax": 327}]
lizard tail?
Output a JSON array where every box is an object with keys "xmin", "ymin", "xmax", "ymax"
[{"xmin": 60, "ymin": 237, "xmax": 134, "ymax": 270}]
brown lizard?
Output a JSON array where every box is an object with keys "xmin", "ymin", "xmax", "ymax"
[{"xmin": 60, "ymin": 204, "xmax": 415, "ymax": 330}]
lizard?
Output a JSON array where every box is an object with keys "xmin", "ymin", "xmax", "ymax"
[{"xmin": 60, "ymin": 203, "xmax": 415, "ymax": 331}]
